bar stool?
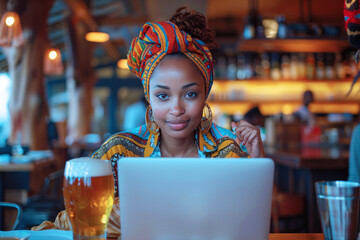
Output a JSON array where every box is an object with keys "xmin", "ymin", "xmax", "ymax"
[{"xmin": 271, "ymin": 184, "xmax": 306, "ymax": 233}]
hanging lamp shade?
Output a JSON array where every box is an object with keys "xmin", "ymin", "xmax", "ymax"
[
  {"xmin": 0, "ymin": 11, "xmax": 24, "ymax": 47},
  {"xmin": 44, "ymin": 48, "xmax": 64, "ymax": 75}
]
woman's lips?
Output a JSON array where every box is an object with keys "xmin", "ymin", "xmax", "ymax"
[{"xmin": 167, "ymin": 120, "xmax": 189, "ymax": 131}]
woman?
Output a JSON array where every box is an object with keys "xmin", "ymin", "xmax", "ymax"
[
  {"xmin": 32, "ymin": 7, "xmax": 265, "ymax": 235},
  {"xmin": 91, "ymin": 7, "xmax": 265, "ymax": 196}
]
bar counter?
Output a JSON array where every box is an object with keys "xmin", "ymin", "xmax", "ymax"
[{"xmin": 266, "ymin": 145, "xmax": 349, "ymax": 232}]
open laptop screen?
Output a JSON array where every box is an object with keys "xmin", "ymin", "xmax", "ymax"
[{"xmin": 118, "ymin": 157, "xmax": 274, "ymax": 240}]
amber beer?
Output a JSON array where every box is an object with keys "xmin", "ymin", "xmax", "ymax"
[{"xmin": 63, "ymin": 158, "xmax": 114, "ymax": 240}]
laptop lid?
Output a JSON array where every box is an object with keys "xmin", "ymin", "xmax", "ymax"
[{"xmin": 118, "ymin": 158, "xmax": 274, "ymax": 240}]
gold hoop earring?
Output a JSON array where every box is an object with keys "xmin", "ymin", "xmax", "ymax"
[
  {"xmin": 200, "ymin": 103, "xmax": 212, "ymax": 134},
  {"xmin": 145, "ymin": 106, "xmax": 159, "ymax": 135}
]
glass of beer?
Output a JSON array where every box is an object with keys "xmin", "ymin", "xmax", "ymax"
[{"xmin": 63, "ymin": 158, "xmax": 114, "ymax": 240}]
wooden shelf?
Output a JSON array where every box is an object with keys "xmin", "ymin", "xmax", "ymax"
[
  {"xmin": 215, "ymin": 78, "xmax": 354, "ymax": 83},
  {"xmin": 209, "ymin": 101, "xmax": 360, "ymax": 115},
  {"xmin": 237, "ymin": 39, "xmax": 351, "ymax": 53}
]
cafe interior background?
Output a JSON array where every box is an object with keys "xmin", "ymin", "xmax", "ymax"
[{"xmin": 0, "ymin": 0, "xmax": 358, "ymax": 233}]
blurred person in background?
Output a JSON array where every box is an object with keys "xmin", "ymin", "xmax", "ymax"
[
  {"xmin": 293, "ymin": 90, "xmax": 315, "ymax": 126},
  {"xmin": 123, "ymin": 96, "xmax": 147, "ymax": 130},
  {"xmin": 244, "ymin": 106, "xmax": 265, "ymax": 128}
]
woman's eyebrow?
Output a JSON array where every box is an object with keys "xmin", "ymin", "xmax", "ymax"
[
  {"xmin": 154, "ymin": 85, "xmax": 170, "ymax": 89},
  {"xmin": 182, "ymin": 83, "xmax": 198, "ymax": 89}
]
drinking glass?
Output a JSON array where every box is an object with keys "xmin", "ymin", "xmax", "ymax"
[{"xmin": 63, "ymin": 158, "xmax": 114, "ymax": 240}]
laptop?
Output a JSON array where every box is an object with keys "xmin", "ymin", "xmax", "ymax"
[{"xmin": 117, "ymin": 157, "xmax": 274, "ymax": 240}]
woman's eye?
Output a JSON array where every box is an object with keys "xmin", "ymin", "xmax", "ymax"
[
  {"xmin": 186, "ymin": 92, "xmax": 197, "ymax": 99},
  {"xmin": 156, "ymin": 93, "xmax": 168, "ymax": 100}
]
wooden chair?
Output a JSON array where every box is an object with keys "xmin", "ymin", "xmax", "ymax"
[
  {"xmin": 19, "ymin": 169, "xmax": 64, "ymax": 229},
  {"xmin": 0, "ymin": 201, "xmax": 23, "ymax": 230},
  {"xmin": 271, "ymin": 185, "xmax": 306, "ymax": 233}
]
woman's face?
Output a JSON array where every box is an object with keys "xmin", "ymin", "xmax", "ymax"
[{"xmin": 149, "ymin": 55, "xmax": 206, "ymax": 140}]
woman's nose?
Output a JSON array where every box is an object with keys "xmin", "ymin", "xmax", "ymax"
[{"xmin": 170, "ymin": 99, "xmax": 185, "ymax": 116}]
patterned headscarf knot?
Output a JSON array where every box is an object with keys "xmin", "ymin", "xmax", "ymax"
[{"xmin": 127, "ymin": 21, "xmax": 214, "ymax": 101}]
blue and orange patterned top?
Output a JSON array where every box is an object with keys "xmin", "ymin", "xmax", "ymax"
[{"xmin": 91, "ymin": 122, "xmax": 249, "ymax": 196}]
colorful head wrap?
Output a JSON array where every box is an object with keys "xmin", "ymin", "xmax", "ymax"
[{"xmin": 127, "ymin": 21, "xmax": 214, "ymax": 101}]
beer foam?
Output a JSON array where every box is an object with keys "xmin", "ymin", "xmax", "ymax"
[{"xmin": 65, "ymin": 157, "xmax": 113, "ymax": 177}]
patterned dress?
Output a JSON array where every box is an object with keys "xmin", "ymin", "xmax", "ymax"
[{"xmin": 91, "ymin": 122, "xmax": 249, "ymax": 196}]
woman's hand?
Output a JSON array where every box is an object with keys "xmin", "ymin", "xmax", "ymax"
[{"xmin": 231, "ymin": 120, "xmax": 265, "ymax": 158}]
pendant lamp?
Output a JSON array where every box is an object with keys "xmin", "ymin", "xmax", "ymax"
[
  {"xmin": 0, "ymin": 0, "xmax": 24, "ymax": 47},
  {"xmin": 44, "ymin": 48, "xmax": 64, "ymax": 75}
]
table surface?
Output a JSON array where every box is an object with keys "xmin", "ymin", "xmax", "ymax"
[
  {"xmin": 0, "ymin": 156, "xmax": 55, "ymax": 172},
  {"xmin": 108, "ymin": 233, "xmax": 324, "ymax": 240}
]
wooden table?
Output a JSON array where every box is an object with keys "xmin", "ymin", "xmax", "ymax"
[
  {"xmin": 0, "ymin": 155, "xmax": 56, "ymax": 229},
  {"xmin": 107, "ymin": 233, "xmax": 325, "ymax": 240},
  {"xmin": 268, "ymin": 233, "xmax": 324, "ymax": 240},
  {"xmin": 266, "ymin": 146, "xmax": 348, "ymax": 233}
]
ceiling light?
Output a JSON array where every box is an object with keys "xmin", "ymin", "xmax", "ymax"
[
  {"xmin": 0, "ymin": 11, "xmax": 24, "ymax": 47},
  {"xmin": 85, "ymin": 32, "xmax": 109, "ymax": 43},
  {"xmin": 117, "ymin": 59, "xmax": 129, "ymax": 69}
]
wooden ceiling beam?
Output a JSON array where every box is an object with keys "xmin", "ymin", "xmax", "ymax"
[
  {"xmin": 62, "ymin": 0, "xmax": 120, "ymax": 60},
  {"xmin": 94, "ymin": 16, "xmax": 148, "ymax": 26}
]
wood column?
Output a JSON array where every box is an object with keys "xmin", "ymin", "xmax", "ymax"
[
  {"xmin": 64, "ymin": 16, "xmax": 97, "ymax": 144},
  {"xmin": 2, "ymin": 0, "xmax": 53, "ymax": 150}
]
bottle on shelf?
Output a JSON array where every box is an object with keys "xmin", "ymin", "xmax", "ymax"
[
  {"xmin": 243, "ymin": 15, "xmax": 255, "ymax": 39},
  {"xmin": 315, "ymin": 53, "xmax": 325, "ymax": 80},
  {"xmin": 276, "ymin": 15, "xmax": 287, "ymax": 39},
  {"xmin": 335, "ymin": 53, "xmax": 345, "ymax": 79},
  {"xmin": 237, "ymin": 54, "xmax": 246, "ymax": 80},
  {"xmin": 244, "ymin": 56, "xmax": 254, "ymax": 79},
  {"xmin": 281, "ymin": 54, "xmax": 291, "ymax": 79},
  {"xmin": 227, "ymin": 53, "xmax": 237, "ymax": 80},
  {"xmin": 270, "ymin": 53, "xmax": 281, "ymax": 80},
  {"xmin": 325, "ymin": 53, "xmax": 336, "ymax": 80},
  {"xmin": 261, "ymin": 53, "xmax": 271, "ymax": 79},
  {"xmin": 306, "ymin": 53, "xmax": 315, "ymax": 80},
  {"xmin": 289, "ymin": 53, "xmax": 299, "ymax": 80},
  {"xmin": 297, "ymin": 53, "xmax": 306, "ymax": 79},
  {"xmin": 215, "ymin": 54, "xmax": 227, "ymax": 79},
  {"xmin": 253, "ymin": 54, "xmax": 263, "ymax": 77}
]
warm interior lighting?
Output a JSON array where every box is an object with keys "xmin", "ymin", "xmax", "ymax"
[
  {"xmin": 117, "ymin": 59, "xmax": 129, "ymax": 69},
  {"xmin": 44, "ymin": 48, "xmax": 63, "ymax": 75},
  {"xmin": 48, "ymin": 50, "xmax": 57, "ymax": 60},
  {"xmin": 85, "ymin": 32, "xmax": 109, "ymax": 43},
  {"xmin": 5, "ymin": 16, "xmax": 15, "ymax": 27},
  {"xmin": 0, "ymin": 11, "xmax": 24, "ymax": 47},
  {"xmin": 209, "ymin": 80, "xmax": 360, "ymax": 115}
]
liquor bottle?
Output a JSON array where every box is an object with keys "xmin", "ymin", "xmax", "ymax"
[
  {"xmin": 335, "ymin": 53, "xmax": 345, "ymax": 79},
  {"xmin": 261, "ymin": 53, "xmax": 271, "ymax": 78},
  {"xmin": 271, "ymin": 53, "xmax": 281, "ymax": 80},
  {"xmin": 325, "ymin": 53, "xmax": 336, "ymax": 79},
  {"xmin": 276, "ymin": 15, "xmax": 287, "ymax": 39},
  {"xmin": 281, "ymin": 54, "xmax": 291, "ymax": 79},
  {"xmin": 215, "ymin": 55, "xmax": 227, "ymax": 79},
  {"xmin": 297, "ymin": 53, "xmax": 306, "ymax": 79},
  {"xmin": 227, "ymin": 53, "xmax": 237, "ymax": 80},
  {"xmin": 306, "ymin": 53, "xmax": 315, "ymax": 80},
  {"xmin": 243, "ymin": 16, "xmax": 255, "ymax": 39},
  {"xmin": 237, "ymin": 54, "xmax": 246, "ymax": 80},
  {"xmin": 290, "ymin": 53, "xmax": 299, "ymax": 79},
  {"xmin": 316, "ymin": 53, "xmax": 325, "ymax": 80}
]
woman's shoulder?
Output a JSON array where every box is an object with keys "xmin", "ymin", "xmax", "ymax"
[{"xmin": 92, "ymin": 125, "xmax": 149, "ymax": 159}]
